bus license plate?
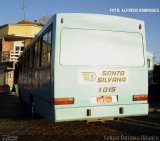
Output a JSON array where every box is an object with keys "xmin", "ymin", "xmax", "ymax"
[
  {"xmin": 97, "ymin": 96, "xmax": 112, "ymax": 103},
  {"xmin": 91, "ymin": 96, "xmax": 117, "ymax": 103}
]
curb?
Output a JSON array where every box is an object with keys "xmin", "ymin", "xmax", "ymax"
[
  {"xmin": 148, "ymin": 113, "xmax": 160, "ymax": 119},
  {"xmin": 148, "ymin": 107, "xmax": 160, "ymax": 119},
  {"xmin": 149, "ymin": 108, "xmax": 160, "ymax": 113}
]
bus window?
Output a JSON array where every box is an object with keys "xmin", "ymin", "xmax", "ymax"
[
  {"xmin": 19, "ymin": 61, "xmax": 22, "ymax": 72},
  {"xmin": 25, "ymin": 50, "xmax": 29, "ymax": 71},
  {"xmin": 29, "ymin": 45, "xmax": 35, "ymax": 69},
  {"xmin": 60, "ymin": 29, "xmax": 144, "ymax": 66},
  {"xmin": 48, "ymin": 31, "xmax": 52, "ymax": 63},
  {"xmin": 22, "ymin": 55, "xmax": 25, "ymax": 71},
  {"xmin": 34, "ymin": 41, "xmax": 41, "ymax": 68},
  {"xmin": 41, "ymin": 30, "xmax": 52, "ymax": 67}
]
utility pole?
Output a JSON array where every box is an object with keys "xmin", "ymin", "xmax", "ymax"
[{"xmin": 22, "ymin": 0, "xmax": 26, "ymax": 20}]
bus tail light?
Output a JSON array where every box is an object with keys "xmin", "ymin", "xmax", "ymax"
[
  {"xmin": 54, "ymin": 97, "xmax": 74, "ymax": 105},
  {"xmin": 133, "ymin": 94, "xmax": 148, "ymax": 101}
]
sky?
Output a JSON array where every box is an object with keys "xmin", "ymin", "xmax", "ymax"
[{"xmin": 0, "ymin": 0, "xmax": 160, "ymax": 62}]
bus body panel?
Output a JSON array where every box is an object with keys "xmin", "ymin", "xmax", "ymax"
[
  {"xmin": 53, "ymin": 14, "xmax": 148, "ymax": 121},
  {"xmin": 54, "ymin": 104, "xmax": 148, "ymax": 122}
]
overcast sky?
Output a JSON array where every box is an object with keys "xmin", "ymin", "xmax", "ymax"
[{"xmin": 0, "ymin": 0, "xmax": 160, "ymax": 61}]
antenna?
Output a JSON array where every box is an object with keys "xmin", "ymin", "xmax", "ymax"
[{"xmin": 22, "ymin": 0, "xmax": 26, "ymax": 20}]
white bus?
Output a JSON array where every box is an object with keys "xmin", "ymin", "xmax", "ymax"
[{"xmin": 17, "ymin": 13, "xmax": 148, "ymax": 122}]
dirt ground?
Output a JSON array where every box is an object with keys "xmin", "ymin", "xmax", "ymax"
[
  {"xmin": 0, "ymin": 93, "xmax": 160, "ymax": 141},
  {"xmin": 0, "ymin": 93, "xmax": 127, "ymax": 141}
]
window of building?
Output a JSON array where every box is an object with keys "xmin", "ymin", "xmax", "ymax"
[
  {"xmin": 14, "ymin": 41, "xmax": 24, "ymax": 53},
  {"xmin": 21, "ymin": 47, "xmax": 24, "ymax": 51},
  {"xmin": 15, "ymin": 46, "xmax": 20, "ymax": 51}
]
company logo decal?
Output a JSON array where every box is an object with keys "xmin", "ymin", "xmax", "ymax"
[
  {"xmin": 80, "ymin": 70, "xmax": 128, "ymax": 84},
  {"xmin": 81, "ymin": 72, "xmax": 96, "ymax": 81}
]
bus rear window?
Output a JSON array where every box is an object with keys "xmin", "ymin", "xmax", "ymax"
[{"xmin": 60, "ymin": 28, "xmax": 144, "ymax": 66}]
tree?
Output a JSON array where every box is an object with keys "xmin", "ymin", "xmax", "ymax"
[{"xmin": 37, "ymin": 15, "xmax": 52, "ymax": 25}]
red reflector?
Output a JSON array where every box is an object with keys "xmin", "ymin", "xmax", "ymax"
[
  {"xmin": 54, "ymin": 97, "xmax": 74, "ymax": 105},
  {"xmin": 0, "ymin": 85, "xmax": 3, "ymax": 91},
  {"xmin": 133, "ymin": 94, "xmax": 148, "ymax": 101}
]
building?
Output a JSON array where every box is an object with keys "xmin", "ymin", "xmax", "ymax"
[{"xmin": 0, "ymin": 20, "xmax": 43, "ymax": 91}]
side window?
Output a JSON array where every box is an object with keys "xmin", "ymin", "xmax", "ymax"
[
  {"xmin": 25, "ymin": 50, "xmax": 29, "ymax": 71},
  {"xmin": 29, "ymin": 45, "xmax": 35, "ymax": 69},
  {"xmin": 48, "ymin": 31, "xmax": 52, "ymax": 61},
  {"xmin": 19, "ymin": 60, "xmax": 22, "ymax": 72},
  {"xmin": 21, "ymin": 56, "xmax": 23, "ymax": 72},
  {"xmin": 34, "ymin": 41, "xmax": 41, "ymax": 68},
  {"xmin": 34, "ymin": 42, "xmax": 38, "ymax": 68},
  {"xmin": 41, "ymin": 29, "xmax": 52, "ymax": 67},
  {"xmin": 22, "ymin": 55, "xmax": 25, "ymax": 71}
]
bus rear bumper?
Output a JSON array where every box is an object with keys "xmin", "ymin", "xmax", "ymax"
[{"xmin": 54, "ymin": 103, "xmax": 148, "ymax": 122}]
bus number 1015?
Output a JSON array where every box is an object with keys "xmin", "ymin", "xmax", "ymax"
[{"xmin": 99, "ymin": 87, "xmax": 116, "ymax": 93}]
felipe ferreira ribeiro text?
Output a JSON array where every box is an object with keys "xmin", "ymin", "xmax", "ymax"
[
  {"xmin": 104, "ymin": 135, "xmax": 159, "ymax": 141},
  {"xmin": 110, "ymin": 8, "xmax": 160, "ymax": 13}
]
